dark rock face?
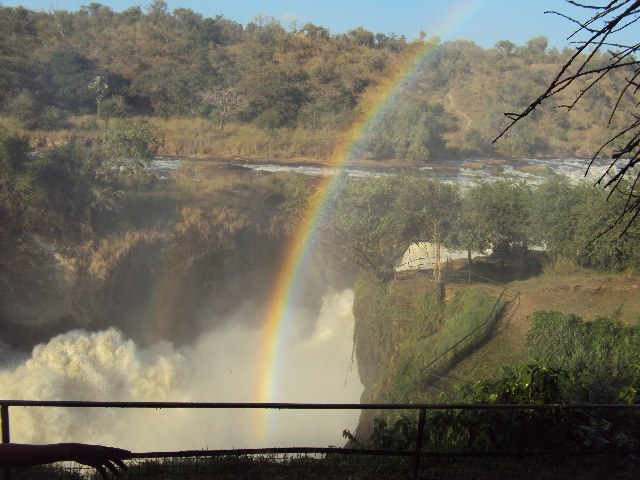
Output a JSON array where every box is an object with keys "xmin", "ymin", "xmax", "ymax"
[
  {"xmin": 0, "ymin": 225, "xmax": 283, "ymax": 350},
  {"xmin": 0, "ymin": 230, "xmax": 82, "ymax": 349},
  {"xmin": 0, "ymin": 220, "xmax": 355, "ymax": 352}
]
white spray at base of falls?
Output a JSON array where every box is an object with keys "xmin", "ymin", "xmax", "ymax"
[{"xmin": 0, "ymin": 289, "xmax": 362, "ymax": 451}]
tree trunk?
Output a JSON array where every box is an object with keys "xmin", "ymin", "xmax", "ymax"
[{"xmin": 434, "ymin": 241, "xmax": 442, "ymax": 284}]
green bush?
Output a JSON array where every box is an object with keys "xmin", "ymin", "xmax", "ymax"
[
  {"xmin": 525, "ymin": 311, "xmax": 640, "ymax": 402},
  {"xmin": 367, "ymin": 310, "xmax": 640, "ymax": 452}
]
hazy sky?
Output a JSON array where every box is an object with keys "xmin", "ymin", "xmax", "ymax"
[{"xmin": 0, "ymin": 0, "xmax": 616, "ymax": 49}]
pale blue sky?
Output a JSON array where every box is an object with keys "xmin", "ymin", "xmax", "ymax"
[{"xmin": 0, "ymin": 0, "xmax": 620, "ymax": 49}]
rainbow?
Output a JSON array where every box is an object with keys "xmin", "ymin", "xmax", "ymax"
[{"xmin": 255, "ymin": 0, "xmax": 484, "ymax": 439}]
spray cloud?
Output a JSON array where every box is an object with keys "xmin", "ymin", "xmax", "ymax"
[{"xmin": 0, "ymin": 289, "xmax": 362, "ymax": 451}]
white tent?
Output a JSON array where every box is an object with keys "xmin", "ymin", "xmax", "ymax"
[{"xmin": 395, "ymin": 242, "xmax": 490, "ymax": 272}]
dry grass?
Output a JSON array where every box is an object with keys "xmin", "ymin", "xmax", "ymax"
[
  {"xmin": 542, "ymin": 255, "xmax": 583, "ymax": 276},
  {"xmin": 81, "ymin": 228, "xmax": 165, "ymax": 281},
  {"xmin": 2, "ymin": 114, "xmax": 346, "ymax": 160}
]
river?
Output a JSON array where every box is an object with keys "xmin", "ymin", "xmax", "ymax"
[{"xmin": 148, "ymin": 156, "xmax": 617, "ymax": 187}]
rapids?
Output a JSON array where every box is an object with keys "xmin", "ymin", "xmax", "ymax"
[
  {"xmin": 0, "ymin": 289, "xmax": 362, "ymax": 451},
  {"xmin": 152, "ymin": 156, "xmax": 623, "ymax": 187}
]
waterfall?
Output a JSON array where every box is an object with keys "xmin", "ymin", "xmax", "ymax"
[{"xmin": 0, "ymin": 289, "xmax": 362, "ymax": 451}]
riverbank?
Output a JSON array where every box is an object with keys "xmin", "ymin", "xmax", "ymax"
[{"xmin": 2, "ymin": 113, "xmax": 603, "ymax": 168}]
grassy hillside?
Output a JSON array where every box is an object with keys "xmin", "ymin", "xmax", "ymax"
[
  {"xmin": 0, "ymin": 5, "xmax": 636, "ymax": 160},
  {"xmin": 356, "ymin": 260, "xmax": 640, "ymax": 403}
]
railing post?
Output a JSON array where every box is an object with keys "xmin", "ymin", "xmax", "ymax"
[
  {"xmin": 413, "ymin": 408, "xmax": 426, "ymax": 479},
  {"xmin": 1, "ymin": 404, "xmax": 9, "ymax": 443},
  {"xmin": 2, "ymin": 404, "xmax": 11, "ymax": 480}
]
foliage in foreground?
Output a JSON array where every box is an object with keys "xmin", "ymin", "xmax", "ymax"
[
  {"xmin": 364, "ymin": 312, "xmax": 640, "ymax": 453},
  {"xmin": 353, "ymin": 280, "xmax": 503, "ymax": 404},
  {"xmin": 26, "ymin": 452, "xmax": 631, "ymax": 480}
]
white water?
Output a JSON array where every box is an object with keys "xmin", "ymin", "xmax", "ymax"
[
  {"xmin": 151, "ymin": 156, "xmax": 628, "ymax": 188},
  {"xmin": 0, "ymin": 289, "xmax": 362, "ymax": 452}
]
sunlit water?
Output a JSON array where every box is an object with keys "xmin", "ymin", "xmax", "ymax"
[{"xmin": 151, "ymin": 156, "xmax": 622, "ymax": 186}]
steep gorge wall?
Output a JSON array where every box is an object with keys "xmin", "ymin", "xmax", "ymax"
[
  {"xmin": 0, "ymin": 206, "xmax": 286, "ymax": 351},
  {"xmin": 351, "ymin": 278, "xmax": 443, "ymax": 441},
  {"xmin": 351, "ymin": 278, "xmax": 503, "ymax": 442}
]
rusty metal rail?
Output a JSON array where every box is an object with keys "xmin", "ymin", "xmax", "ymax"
[
  {"xmin": 2, "ymin": 401, "xmax": 640, "ymax": 479},
  {"xmin": 3, "ymin": 401, "xmax": 640, "ymax": 450},
  {"xmin": 4, "ymin": 400, "xmax": 640, "ymax": 410}
]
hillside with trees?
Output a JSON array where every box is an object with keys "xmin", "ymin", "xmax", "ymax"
[{"xmin": 0, "ymin": 2, "xmax": 637, "ymax": 160}]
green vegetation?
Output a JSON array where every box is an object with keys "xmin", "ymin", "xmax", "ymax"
[
  {"xmin": 353, "ymin": 279, "xmax": 502, "ymax": 404},
  {"xmin": 526, "ymin": 311, "xmax": 640, "ymax": 402},
  {"xmin": 0, "ymin": 128, "xmax": 118, "ymax": 238},
  {"xmin": 528, "ymin": 176, "xmax": 640, "ymax": 271},
  {"xmin": 100, "ymin": 120, "xmax": 163, "ymax": 175},
  {"xmin": 320, "ymin": 173, "xmax": 640, "ymax": 284},
  {"xmin": 498, "ymin": 2, "xmax": 640, "ymax": 230},
  {"xmin": 334, "ymin": 174, "xmax": 640, "ymax": 450},
  {"xmin": 366, "ymin": 101, "xmax": 454, "ymax": 160},
  {"xmin": 0, "ymin": 4, "xmax": 637, "ymax": 159},
  {"xmin": 322, "ymin": 175, "xmax": 408, "ymax": 282},
  {"xmin": 353, "ymin": 278, "xmax": 443, "ymax": 389},
  {"xmin": 365, "ymin": 312, "xmax": 640, "ymax": 453},
  {"xmin": 462, "ymin": 180, "xmax": 531, "ymax": 266}
]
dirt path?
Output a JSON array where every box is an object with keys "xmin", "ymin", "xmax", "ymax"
[
  {"xmin": 396, "ymin": 267, "xmax": 640, "ymax": 382},
  {"xmin": 499, "ymin": 273, "xmax": 640, "ymax": 349}
]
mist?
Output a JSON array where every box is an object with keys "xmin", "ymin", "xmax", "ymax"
[{"xmin": 0, "ymin": 289, "xmax": 362, "ymax": 452}]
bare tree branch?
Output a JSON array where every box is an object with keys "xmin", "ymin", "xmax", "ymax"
[
  {"xmin": 495, "ymin": 0, "xmax": 640, "ymax": 234},
  {"xmin": 200, "ymin": 87, "xmax": 247, "ymax": 131}
]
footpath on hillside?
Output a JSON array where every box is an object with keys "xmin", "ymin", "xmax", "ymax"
[{"xmin": 394, "ymin": 260, "xmax": 640, "ymax": 383}]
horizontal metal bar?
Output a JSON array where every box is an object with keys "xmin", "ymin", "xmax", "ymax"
[
  {"xmin": 0, "ymin": 400, "xmax": 639, "ymax": 410},
  {"xmin": 129, "ymin": 447, "xmax": 640, "ymax": 460}
]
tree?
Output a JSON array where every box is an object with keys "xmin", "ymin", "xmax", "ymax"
[
  {"xmin": 0, "ymin": 128, "xmax": 30, "ymax": 226},
  {"xmin": 524, "ymin": 35, "xmax": 548, "ymax": 56},
  {"xmin": 368, "ymin": 101, "xmax": 454, "ymax": 161},
  {"xmin": 456, "ymin": 195, "xmax": 494, "ymax": 266},
  {"xmin": 496, "ymin": 1, "xmax": 640, "ymax": 232},
  {"xmin": 322, "ymin": 175, "xmax": 407, "ymax": 282},
  {"xmin": 100, "ymin": 120, "xmax": 162, "ymax": 175},
  {"xmin": 199, "ymin": 87, "xmax": 246, "ymax": 131},
  {"xmin": 463, "ymin": 180, "xmax": 532, "ymax": 267},
  {"xmin": 495, "ymin": 39, "xmax": 516, "ymax": 58},
  {"xmin": 572, "ymin": 180, "xmax": 640, "ymax": 270},
  {"xmin": 347, "ymin": 26, "xmax": 375, "ymax": 47},
  {"xmin": 395, "ymin": 176, "xmax": 460, "ymax": 284},
  {"xmin": 0, "ymin": 128, "xmax": 117, "ymax": 236},
  {"xmin": 98, "ymin": 95, "xmax": 132, "ymax": 128},
  {"xmin": 88, "ymin": 75, "xmax": 110, "ymax": 127},
  {"xmin": 47, "ymin": 48, "xmax": 97, "ymax": 113}
]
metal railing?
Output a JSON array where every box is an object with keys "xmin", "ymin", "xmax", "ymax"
[{"xmin": 2, "ymin": 401, "xmax": 640, "ymax": 479}]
